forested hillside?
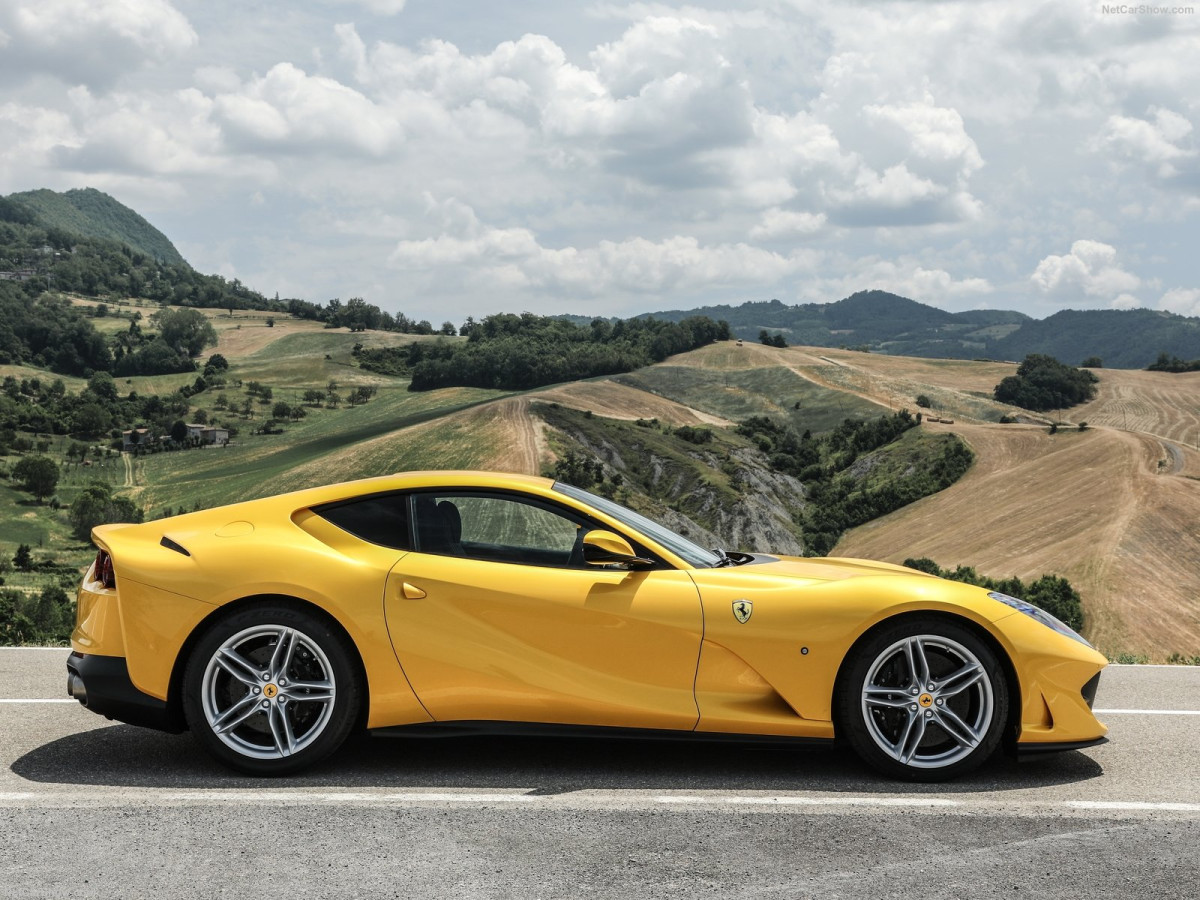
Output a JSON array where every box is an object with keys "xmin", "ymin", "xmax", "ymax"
[
  {"xmin": 5, "ymin": 188, "xmax": 185, "ymax": 264},
  {"xmin": 640, "ymin": 292, "xmax": 1200, "ymax": 368},
  {"xmin": 400, "ymin": 314, "xmax": 731, "ymax": 390}
]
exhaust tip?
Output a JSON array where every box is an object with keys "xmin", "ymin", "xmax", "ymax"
[{"xmin": 67, "ymin": 671, "xmax": 88, "ymax": 705}]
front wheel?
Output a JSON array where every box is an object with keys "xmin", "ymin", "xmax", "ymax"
[
  {"xmin": 182, "ymin": 603, "xmax": 362, "ymax": 775},
  {"xmin": 837, "ymin": 618, "xmax": 1009, "ymax": 781}
]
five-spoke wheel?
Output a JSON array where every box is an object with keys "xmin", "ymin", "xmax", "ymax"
[
  {"xmin": 838, "ymin": 618, "xmax": 1008, "ymax": 781},
  {"xmin": 183, "ymin": 604, "xmax": 361, "ymax": 774}
]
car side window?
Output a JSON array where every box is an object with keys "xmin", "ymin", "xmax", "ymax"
[
  {"xmin": 412, "ymin": 492, "xmax": 584, "ymax": 567},
  {"xmin": 314, "ymin": 494, "xmax": 411, "ymax": 550}
]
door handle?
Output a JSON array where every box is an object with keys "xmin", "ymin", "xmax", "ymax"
[{"xmin": 400, "ymin": 582, "xmax": 427, "ymax": 600}]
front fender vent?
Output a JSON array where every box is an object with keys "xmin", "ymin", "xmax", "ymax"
[
  {"xmin": 160, "ymin": 536, "xmax": 191, "ymax": 557},
  {"xmin": 1081, "ymin": 672, "xmax": 1101, "ymax": 709}
]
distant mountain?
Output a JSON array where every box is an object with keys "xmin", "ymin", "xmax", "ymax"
[
  {"xmin": 639, "ymin": 291, "xmax": 1200, "ymax": 369},
  {"xmin": 987, "ymin": 308, "xmax": 1200, "ymax": 369},
  {"xmin": 4, "ymin": 187, "xmax": 185, "ymax": 265}
]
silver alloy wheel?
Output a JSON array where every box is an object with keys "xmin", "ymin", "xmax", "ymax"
[
  {"xmin": 200, "ymin": 624, "xmax": 337, "ymax": 760},
  {"xmin": 860, "ymin": 633, "xmax": 994, "ymax": 769}
]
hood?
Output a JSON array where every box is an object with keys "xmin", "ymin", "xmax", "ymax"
[{"xmin": 687, "ymin": 554, "xmax": 937, "ymax": 594}]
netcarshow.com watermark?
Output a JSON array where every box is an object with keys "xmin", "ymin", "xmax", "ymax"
[{"xmin": 1101, "ymin": 4, "xmax": 1194, "ymax": 13}]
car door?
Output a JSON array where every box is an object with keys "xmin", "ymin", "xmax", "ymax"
[{"xmin": 384, "ymin": 490, "xmax": 704, "ymax": 731}]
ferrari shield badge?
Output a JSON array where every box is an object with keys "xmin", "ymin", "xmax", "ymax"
[{"xmin": 732, "ymin": 599, "xmax": 753, "ymax": 624}]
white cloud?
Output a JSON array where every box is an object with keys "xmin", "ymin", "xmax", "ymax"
[
  {"xmin": 1158, "ymin": 288, "xmax": 1200, "ymax": 316},
  {"xmin": 214, "ymin": 63, "xmax": 401, "ymax": 156},
  {"xmin": 0, "ymin": 0, "xmax": 196, "ymax": 90},
  {"xmin": 1098, "ymin": 108, "xmax": 1197, "ymax": 189},
  {"xmin": 863, "ymin": 98, "xmax": 984, "ymax": 177},
  {"xmin": 2, "ymin": 1, "xmax": 1197, "ymax": 319},
  {"xmin": 389, "ymin": 198, "xmax": 810, "ymax": 300},
  {"xmin": 326, "ymin": 0, "xmax": 407, "ymax": 14},
  {"xmin": 1031, "ymin": 240, "xmax": 1141, "ymax": 299},
  {"xmin": 797, "ymin": 256, "xmax": 993, "ymax": 308},
  {"xmin": 751, "ymin": 209, "xmax": 828, "ymax": 240}
]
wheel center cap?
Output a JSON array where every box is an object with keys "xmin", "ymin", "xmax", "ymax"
[
  {"xmin": 918, "ymin": 692, "xmax": 934, "ymax": 708},
  {"xmin": 263, "ymin": 683, "xmax": 279, "ymax": 700}
]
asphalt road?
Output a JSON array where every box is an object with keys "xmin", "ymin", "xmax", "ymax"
[{"xmin": 1, "ymin": 650, "xmax": 1198, "ymax": 899}]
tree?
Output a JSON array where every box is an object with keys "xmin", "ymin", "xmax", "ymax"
[
  {"xmin": 272, "ymin": 401, "xmax": 291, "ymax": 419},
  {"xmin": 33, "ymin": 585, "xmax": 70, "ymax": 636},
  {"xmin": 915, "ymin": 394, "xmax": 932, "ymax": 408},
  {"xmin": 170, "ymin": 420, "xmax": 189, "ymax": 444},
  {"xmin": 1081, "ymin": 356, "xmax": 1103, "ymax": 368},
  {"xmin": 73, "ymin": 403, "xmax": 112, "ymax": 437},
  {"xmin": 87, "ymin": 371, "xmax": 118, "ymax": 402},
  {"xmin": 13, "ymin": 544, "xmax": 33, "ymax": 571},
  {"xmin": 69, "ymin": 483, "xmax": 143, "ymax": 539},
  {"xmin": 152, "ymin": 308, "xmax": 218, "ymax": 357},
  {"xmin": 13, "ymin": 455, "xmax": 58, "ymax": 501},
  {"xmin": 1025, "ymin": 575, "xmax": 1084, "ymax": 631},
  {"xmin": 993, "ymin": 354, "xmax": 1098, "ymax": 412}
]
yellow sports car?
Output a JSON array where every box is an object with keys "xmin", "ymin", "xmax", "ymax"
[{"xmin": 67, "ymin": 470, "xmax": 1107, "ymax": 780}]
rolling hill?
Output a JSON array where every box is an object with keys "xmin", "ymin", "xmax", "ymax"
[
  {"xmin": 640, "ymin": 292, "xmax": 1200, "ymax": 368},
  {"xmin": 3, "ymin": 293, "xmax": 1198, "ymax": 659},
  {"xmin": 4, "ymin": 188, "xmax": 185, "ymax": 264}
]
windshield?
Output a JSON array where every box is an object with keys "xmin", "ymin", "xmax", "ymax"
[{"xmin": 553, "ymin": 481, "xmax": 722, "ymax": 568}]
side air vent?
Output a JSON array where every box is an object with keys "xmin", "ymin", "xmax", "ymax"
[{"xmin": 160, "ymin": 536, "xmax": 191, "ymax": 557}]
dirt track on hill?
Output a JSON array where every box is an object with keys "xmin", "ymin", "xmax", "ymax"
[
  {"xmin": 835, "ymin": 422, "xmax": 1200, "ymax": 657},
  {"xmin": 533, "ymin": 381, "xmax": 732, "ymax": 426},
  {"xmin": 479, "ymin": 397, "xmax": 545, "ymax": 473},
  {"xmin": 1074, "ymin": 369, "xmax": 1200, "ymax": 473}
]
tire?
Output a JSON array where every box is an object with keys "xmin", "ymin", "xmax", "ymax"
[
  {"xmin": 182, "ymin": 603, "xmax": 362, "ymax": 775},
  {"xmin": 836, "ymin": 617, "xmax": 1009, "ymax": 781}
]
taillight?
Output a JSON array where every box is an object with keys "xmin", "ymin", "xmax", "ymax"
[{"xmin": 93, "ymin": 550, "xmax": 116, "ymax": 589}]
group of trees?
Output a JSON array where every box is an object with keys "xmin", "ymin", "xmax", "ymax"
[
  {"xmin": 0, "ymin": 285, "xmax": 112, "ymax": 376},
  {"xmin": 285, "ymin": 296, "xmax": 454, "ymax": 335},
  {"xmin": 803, "ymin": 435, "xmax": 974, "ymax": 555},
  {"xmin": 758, "ymin": 330, "xmax": 788, "ymax": 348},
  {"xmin": 68, "ymin": 481, "xmax": 143, "ymax": 540},
  {"xmin": 0, "ymin": 280, "xmax": 219, "ymax": 379},
  {"xmin": 399, "ymin": 313, "xmax": 731, "ymax": 391},
  {"xmin": 903, "ymin": 558, "xmax": 1084, "ymax": 632},
  {"xmin": 993, "ymin": 354, "xmax": 1099, "ymax": 412},
  {"xmin": 0, "ymin": 585, "xmax": 75, "ymax": 644},
  {"xmin": 1147, "ymin": 352, "xmax": 1200, "ymax": 373},
  {"xmin": 737, "ymin": 411, "xmax": 974, "ymax": 555},
  {"xmin": 0, "ymin": 371, "xmax": 190, "ymax": 442}
]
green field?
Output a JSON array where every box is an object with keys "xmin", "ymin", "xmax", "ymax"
[
  {"xmin": 615, "ymin": 365, "xmax": 882, "ymax": 432},
  {"xmin": 136, "ymin": 383, "xmax": 508, "ymax": 513}
]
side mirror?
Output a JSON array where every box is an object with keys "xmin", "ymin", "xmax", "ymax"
[{"xmin": 581, "ymin": 530, "xmax": 655, "ymax": 568}]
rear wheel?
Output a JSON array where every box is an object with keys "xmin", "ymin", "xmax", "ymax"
[
  {"xmin": 837, "ymin": 618, "xmax": 1008, "ymax": 781},
  {"xmin": 183, "ymin": 603, "xmax": 361, "ymax": 775}
]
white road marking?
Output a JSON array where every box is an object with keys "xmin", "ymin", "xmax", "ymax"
[
  {"xmin": 1068, "ymin": 801, "xmax": 1200, "ymax": 812},
  {"xmin": 0, "ymin": 699, "xmax": 75, "ymax": 704},
  {"xmin": 656, "ymin": 795, "xmax": 959, "ymax": 807},
  {"xmin": 0, "ymin": 789, "xmax": 1196, "ymax": 817},
  {"xmin": 162, "ymin": 791, "xmax": 537, "ymax": 804},
  {"xmin": 1094, "ymin": 708, "xmax": 1200, "ymax": 715}
]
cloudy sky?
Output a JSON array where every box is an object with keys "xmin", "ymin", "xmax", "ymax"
[{"xmin": 1, "ymin": 0, "xmax": 1198, "ymax": 322}]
